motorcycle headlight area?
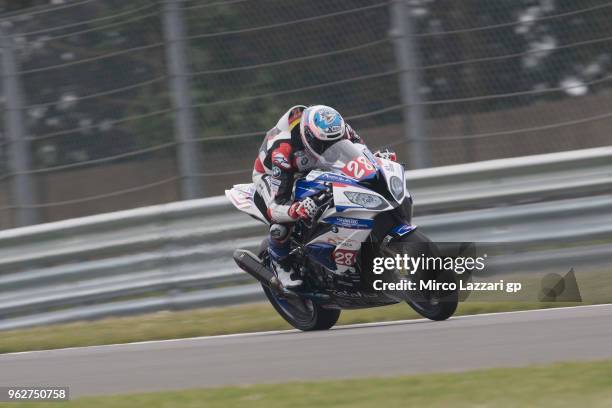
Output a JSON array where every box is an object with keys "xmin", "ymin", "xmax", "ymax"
[
  {"xmin": 390, "ymin": 176, "xmax": 405, "ymax": 200},
  {"xmin": 344, "ymin": 191, "xmax": 386, "ymax": 209}
]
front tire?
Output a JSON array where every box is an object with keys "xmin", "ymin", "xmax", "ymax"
[
  {"xmin": 391, "ymin": 230, "xmax": 459, "ymax": 321},
  {"xmin": 258, "ymin": 240, "xmax": 341, "ymax": 331}
]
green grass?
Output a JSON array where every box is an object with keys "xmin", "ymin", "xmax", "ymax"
[
  {"xmin": 4, "ymin": 360, "xmax": 612, "ymax": 408},
  {"xmin": 0, "ymin": 301, "xmax": 584, "ymax": 354}
]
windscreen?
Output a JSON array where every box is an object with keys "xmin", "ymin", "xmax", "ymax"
[{"xmin": 318, "ymin": 140, "xmax": 378, "ymax": 180}]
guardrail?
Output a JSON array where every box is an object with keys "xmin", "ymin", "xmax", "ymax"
[{"xmin": 0, "ymin": 146, "xmax": 611, "ymax": 330}]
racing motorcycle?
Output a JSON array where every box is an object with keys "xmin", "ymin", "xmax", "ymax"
[{"xmin": 226, "ymin": 140, "xmax": 458, "ymax": 331}]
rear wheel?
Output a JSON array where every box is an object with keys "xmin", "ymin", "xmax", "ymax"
[
  {"xmin": 259, "ymin": 240, "xmax": 341, "ymax": 331},
  {"xmin": 389, "ymin": 230, "xmax": 458, "ymax": 321},
  {"xmin": 262, "ymin": 286, "xmax": 340, "ymax": 330}
]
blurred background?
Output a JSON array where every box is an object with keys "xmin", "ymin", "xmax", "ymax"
[{"xmin": 0, "ymin": 0, "xmax": 611, "ymax": 229}]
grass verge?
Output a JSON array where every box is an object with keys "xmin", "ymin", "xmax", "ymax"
[
  {"xmin": 3, "ymin": 360, "xmax": 612, "ymax": 407},
  {"xmin": 0, "ymin": 301, "xmax": 586, "ymax": 354}
]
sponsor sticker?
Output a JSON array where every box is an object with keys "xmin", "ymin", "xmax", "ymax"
[
  {"xmin": 323, "ymin": 216, "xmax": 373, "ymax": 230},
  {"xmin": 272, "ymin": 153, "xmax": 291, "ymax": 170}
]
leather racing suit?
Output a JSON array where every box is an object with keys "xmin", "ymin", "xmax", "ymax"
[{"xmin": 252, "ymin": 105, "xmax": 364, "ymax": 270}]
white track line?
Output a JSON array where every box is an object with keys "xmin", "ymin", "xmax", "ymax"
[{"xmin": 3, "ymin": 304, "xmax": 610, "ymax": 357}]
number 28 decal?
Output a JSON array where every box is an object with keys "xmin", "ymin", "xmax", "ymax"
[
  {"xmin": 342, "ymin": 156, "xmax": 376, "ymax": 179},
  {"xmin": 334, "ymin": 249, "xmax": 357, "ymax": 266}
]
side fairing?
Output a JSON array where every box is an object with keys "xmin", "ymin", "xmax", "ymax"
[
  {"xmin": 307, "ymin": 181, "xmax": 388, "ymax": 274},
  {"xmin": 294, "ymin": 179, "xmax": 329, "ymax": 200},
  {"xmin": 306, "ymin": 226, "xmax": 372, "ymax": 274}
]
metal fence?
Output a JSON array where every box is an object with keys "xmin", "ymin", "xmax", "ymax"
[
  {"xmin": 0, "ymin": 0, "xmax": 611, "ymax": 229},
  {"xmin": 0, "ymin": 146, "xmax": 610, "ymax": 330}
]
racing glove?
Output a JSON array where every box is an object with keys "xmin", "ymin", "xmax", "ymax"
[
  {"xmin": 289, "ymin": 197, "xmax": 318, "ymax": 220},
  {"xmin": 374, "ymin": 149, "xmax": 397, "ymax": 162}
]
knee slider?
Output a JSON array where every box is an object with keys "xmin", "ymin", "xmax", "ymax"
[{"xmin": 269, "ymin": 223, "xmax": 289, "ymax": 243}]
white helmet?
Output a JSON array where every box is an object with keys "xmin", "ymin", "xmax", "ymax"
[{"xmin": 300, "ymin": 105, "xmax": 346, "ymax": 157}]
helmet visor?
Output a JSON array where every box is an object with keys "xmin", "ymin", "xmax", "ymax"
[{"xmin": 304, "ymin": 127, "xmax": 341, "ymax": 155}]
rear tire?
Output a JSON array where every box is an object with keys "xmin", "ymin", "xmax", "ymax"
[
  {"xmin": 259, "ymin": 240, "xmax": 341, "ymax": 331},
  {"xmin": 262, "ymin": 286, "xmax": 341, "ymax": 331}
]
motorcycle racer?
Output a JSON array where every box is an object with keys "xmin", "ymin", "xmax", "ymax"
[{"xmin": 252, "ymin": 105, "xmax": 396, "ymax": 288}]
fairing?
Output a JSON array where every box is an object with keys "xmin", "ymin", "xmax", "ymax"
[{"xmin": 227, "ymin": 140, "xmax": 416, "ymax": 276}]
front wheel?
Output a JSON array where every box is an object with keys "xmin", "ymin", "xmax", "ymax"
[
  {"xmin": 259, "ymin": 240, "xmax": 340, "ymax": 331},
  {"xmin": 406, "ymin": 268, "xmax": 458, "ymax": 321},
  {"xmin": 390, "ymin": 230, "xmax": 459, "ymax": 321}
]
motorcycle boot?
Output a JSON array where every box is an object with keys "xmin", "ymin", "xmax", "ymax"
[{"xmin": 268, "ymin": 223, "xmax": 303, "ymax": 288}]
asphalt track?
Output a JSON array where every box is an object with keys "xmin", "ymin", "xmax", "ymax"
[{"xmin": 1, "ymin": 304, "xmax": 611, "ymax": 397}]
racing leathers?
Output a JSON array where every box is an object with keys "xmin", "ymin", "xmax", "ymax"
[{"xmin": 252, "ymin": 105, "xmax": 364, "ymax": 287}]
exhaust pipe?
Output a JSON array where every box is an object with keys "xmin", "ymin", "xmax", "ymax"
[{"xmin": 233, "ymin": 249, "xmax": 282, "ymax": 291}]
